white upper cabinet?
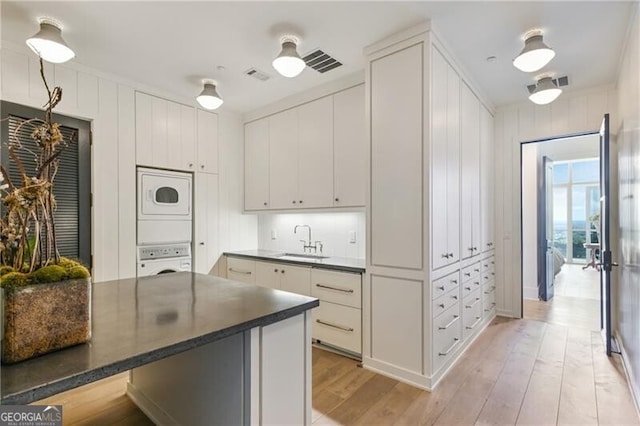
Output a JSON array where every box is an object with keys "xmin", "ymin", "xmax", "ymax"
[
  {"xmin": 194, "ymin": 173, "xmax": 219, "ymax": 274},
  {"xmin": 197, "ymin": 109, "xmax": 219, "ymax": 174},
  {"xmin": 269, "ymin": 109, "xmax": 299, "ymax": 209},
  {"xmin": 431, "ymin": 47, "xmax": 460, "ymax": 270},
  {"xmin": 333, "ymin": 85, "xmax": 366, "ymax": 207},
  {"xmin": 244, "ymin": 118, "xmax": 270, "ymax": 210},
  {"xmin": 460, "ymin": 82, "xmax": 481, "ymax": 259},
  {"xmin": 297, "ymin": 96, "xmax": 334, "ymax": 208},
  {"xmin": 135, "ymin": 91, "xmax": 198, "ymax": 172},
  {"xmin": 480, "ymin": 105, "xmax": 495, "ymax": 252}
]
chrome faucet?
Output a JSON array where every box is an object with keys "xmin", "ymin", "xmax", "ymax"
[{"xmin": 294, "ymin": 224, "xmax": 323, "ymax": 253}]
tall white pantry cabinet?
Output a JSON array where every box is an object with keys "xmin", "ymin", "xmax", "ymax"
[{"xmin": 364, "ymin": 23, "xmax": 496, "ymax": 390}]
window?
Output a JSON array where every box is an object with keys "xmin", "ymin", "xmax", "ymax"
[
  {"xmin": 552, "ymin": 158, "xmax": 599, "ymax": 263},
  {"xmin": 1, "ymin": 101, "xmax": 91, "ymax": 267}
]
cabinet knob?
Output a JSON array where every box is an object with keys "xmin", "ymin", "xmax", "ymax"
[
  {"xmin": 293, "ymin": 200, "xmax": 297, "ymax": 204},
  {"xmin": 335, "ymin": 198, "xmax": 339, "ymax": 202},
  {"xmin": 274, "ymin": 269, "xmax": 278, "ymax": 273},
  {"xmin": 263, "ymin": 202, "xmax": 268, "ymax": 206},
  {"xmin": 281, "ymin": 270, "xmax": 285, "ymax": 274},
  {"xmin": 299, "ymin": 200, "xmax": 303, "ymax": 204},
  {"xmin": 189, "ymin": 163, "xmax": 193, "ymax": 168},
  {"xmin": 449, "ymin": 253, "xmax": 454, "ymax": 258},
  {"xmin": 199, "ymin": 242, "xmax": 205, "ymax": 246},
  {"xmin": 200, "ymin": 164, "xmax": 205, "ymax": 169}
]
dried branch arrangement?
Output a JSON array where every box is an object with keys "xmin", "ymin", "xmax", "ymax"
[{"xmin": 0, "ymin": 58, "xmax": 69, "ymax": 273}]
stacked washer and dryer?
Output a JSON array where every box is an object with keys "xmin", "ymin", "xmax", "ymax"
[{"xmin": 136, "ymin": 167, "xmax": 193, "ymax": 276}]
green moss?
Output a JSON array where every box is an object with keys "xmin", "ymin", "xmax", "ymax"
[
  {"xmin": 1, "ymin": 271, "xmax": 29, "ymax": 289},
  {"xmin": 30, "ymin": 265, "xmax": 68, "ymax": 284},
  {"xmin": 67, "ymin": 265, "xmax": 90, "ymax": 279},
  {"xmin": 0, "ymin": 266, "xmax": 15, "ymax": 276}
]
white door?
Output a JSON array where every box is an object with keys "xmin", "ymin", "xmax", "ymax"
[
  {"xmin": 461, "ymin": 82, "xmax": 480, "ymax": 259},
  {"xmin": 446, "ymin": 58, "xmax": 461, "ymax": 263},
  {"xmin": 244, "ymin": 118, "xmax": 270, "ymax": 210},
  {"xmin": 279, "ymin": 265, "xmax": 311, "ymax": 296},
  {"xmin": 480, "ymin": 105, "xmax": 494, "ymax": 252},
  {"xmin": 194, "ymin": 173, "xmax": 219, "ymax": 274},
  {"xmin": 269, "ymin": 109, "xmax": 299, "ymax": 209}
]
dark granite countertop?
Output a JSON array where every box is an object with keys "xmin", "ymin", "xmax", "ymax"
[
  {"xmin": 0, "ymin": 272, "xmax": 318, "ymax": 405},
  {"xmin": 224, "ymin": 250, "xmax": 366, "ymax": 274}
]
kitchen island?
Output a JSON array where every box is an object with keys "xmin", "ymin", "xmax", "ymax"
[{"xmin": 1, "ymin": 272, "xmax": 318, "ymax": 425}]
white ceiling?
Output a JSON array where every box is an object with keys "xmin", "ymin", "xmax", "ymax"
[{"xmin": 1, "ymin": 1, "xmax": 636, "ymax": 114}]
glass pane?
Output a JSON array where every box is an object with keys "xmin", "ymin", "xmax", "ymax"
[
  {"xmin": 553, "ymin": 187, "xmax": 567, "ymax": 258},
  {"xmin": 572, "ymin": 159, "xmax": 599, "ymax": 183},
  {"xmin": 156, "ymin": 187, "xmax": 179, "ymax": 203},
  {"xmin": 572, "ymin": 185, "xmax": 587, "ymax": 231},
  {"xmin": 572, "ymin": 231, "xmax": 587, "ymax": 260},
  {"xmin": 590, "ymin": 230, "xmax": 600, "ymax": 244},
  {"xmin": 553, "ymin": 163, "xmax": 569, "ymax": 184}
]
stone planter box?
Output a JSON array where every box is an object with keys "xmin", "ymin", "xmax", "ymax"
[{"xmin": 1, "ymin": 277, "xmax": 91, "ymax": 364}]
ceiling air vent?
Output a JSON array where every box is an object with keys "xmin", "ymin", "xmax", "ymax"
[
  {"xmin": 527, "ymin": 75, "xmax": 569, "ymax": 94},
  {"xmin": 244, "ymin": 68, "xmax": 271, "ymax": 82},
  {"xmin": 302, "ymin": 49, "xmax": 343, "ymax": 73}
]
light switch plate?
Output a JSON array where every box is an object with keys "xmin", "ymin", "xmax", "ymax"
[{"xmin": 348, "ymin": 231, "xmax": 356, "ymax": 244}]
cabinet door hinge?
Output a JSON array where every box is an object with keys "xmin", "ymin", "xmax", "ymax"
[{"xmin": 89, "ymin": 130, "xmax": 93, "ymax": 146}]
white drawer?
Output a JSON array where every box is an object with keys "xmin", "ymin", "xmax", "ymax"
[
  {"xmin": 481, "ymin": 257, "xmax": 495, "ymax": 273},
  {"xmin": 461, "ymin": 276, "xmax": 482, "ymax": 298},
  {"xmin": 483, "ymin": 291, "xmax": 496, "ymax": 319},
  {"xmin": 313, "ymin": 301, "xmax": 361, "ymax": 354},
  {"xmin": 226, "ymin": 257, "xmax": 256, "ymax": 284},
  {"xmin": 461, "ymin": 262, "xmax": 481, "ymax": 283},
  {"xmin": 481, "ymin": 272, "xmax": 494, "ymax": 286},
  {"xmin": 463, "ymin": 290, "xmax": 483, "ymax": 341},
  {"xmin": 311, "ymin": 269, "xmax": 361, "ymax": 308},
  {"xmin": 483, "ymin": 282, "xmax": 496, "ymax": 297},
  {"xmin": 432, "ymin": 288, "xmax": 460, "ymax": 318},
  {"xmin": 433, "ymin": 305, "xmax": 462, "ymax": 373},
  {"xmin": 432, "ymin": 271, "xmax": 459, "ymax": 300}
]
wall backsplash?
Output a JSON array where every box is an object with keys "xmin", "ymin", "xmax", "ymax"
[{"xmin": 257, "ymin": 212, "xmax": 366, "ymax": 259}]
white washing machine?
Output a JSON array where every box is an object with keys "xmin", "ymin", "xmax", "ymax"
[{"xmin": 137, "ymin": 243, "xmax": 192, "ymax": 277}]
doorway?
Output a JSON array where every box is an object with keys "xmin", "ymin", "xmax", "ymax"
[{"xmin": 521, "ymin": 133, "xmax": 601, "ymax": 331}]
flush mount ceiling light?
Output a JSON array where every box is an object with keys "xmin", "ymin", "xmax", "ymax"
[
  {"xmin": 196, "ymin": 80, "xmax": 223, "ymax": 110},
  {"xmin": 26, "ymin": 17, "xmax": 75, "ymax": 64},
  {"xmin": 528, "ymin": 75, "xmax": 562, "ymax": 105},
  {"xmin": 513, "ymin": 29, "xmax": 555, "ymax": 73},
  {"xmin": 272, "ymin": 35, "xmax": 305, "ymax": 78}
]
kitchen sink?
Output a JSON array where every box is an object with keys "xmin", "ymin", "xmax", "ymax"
[{"xmin": 274, "ymin": 253, "xmax": 330, "ymax": 260}]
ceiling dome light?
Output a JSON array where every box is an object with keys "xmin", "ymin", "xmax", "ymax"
[
  {"xmin": 513, "ymin": 30, "xmax": 555, "ymax": 73},
  {"xmin": 272, "ymin": 35, "xmax": 305, "ymax": 78},
  {"xmin": 196, "ymin": 80, "xmax": 223, "ymax": 110},
  {"xmin": 26, "ymin": 18, "xmax": 75, "ymax": 64},
  {"xmin": 529, "ymin": 76, "xmax": 562, "ymax": 105}
]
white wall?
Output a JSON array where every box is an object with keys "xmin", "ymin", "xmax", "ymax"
[
  {"xmin": 615, "ymin": 2, "xmax": 640, "ymax": 410},
  {"xmin": 257, "ymin": 212, "xmax": 365, "ymax": 259},
  {"xmin": 0, "ymin": 42, "xmax": 256, "ymax": 282},
  {"xmin": 494, "ymin": 84, "xmax": 617, "ymax": 317}
]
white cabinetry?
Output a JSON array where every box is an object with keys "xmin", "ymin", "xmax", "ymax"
[
  {"xmin": 255, "ymin": 261, "xmax": 311, "ymax": 295},
  {"xmin": 365, "ymin": 24, "xmax": 496, "ymax": 390},
  {"xmin": 244, "ymin": 85, "xmax": 365, "ymax": 211},
  {"xmin": 244, "ymin": 118, "xmax": 270, "ymax": 210},
  {"xmin": 431, "ymin": 47, "xmax": 460, "ymax": 270},
  {"xmin": 135, "ymin": 92, "xmax": 196, "ymax": 171},
  {"xmin": 269, "ymin": 109, "xmax": 299, "ymax": 209},
  {"xmin": 194, "ymin": 173, "xmax": 219, "ymax": 274},
  {"xmin": 460, "ymin": 82, "xmax": 481, "ymax": 260},
  {"xmin": 196, "ymin": 109, "xmax": 218, "ymax": 173},
  {"xmin": 480, "ymin": 105, "xmax": 495, "ymax": 252},
  {"xmin": 333, "ymin": 85, "xmax": 366, "ymax": 207},
  {"xmin": 227, "ymin": 257, "xmax": 255, "ymax": 284},
  {"xmin": 298, "ymin": 96, "xmax": 334, "ymax": 208}
]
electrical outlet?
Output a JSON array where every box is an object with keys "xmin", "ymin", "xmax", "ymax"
[
  {"xmin": 348, "ymin": 231, "xmax": 356, "ymax": 244},
  {"xmin": 271, "ymin": 229, "xmax": 277, "ymax": 240}
]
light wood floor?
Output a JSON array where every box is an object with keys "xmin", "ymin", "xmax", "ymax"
[
  {"xmin": 36, "ymin": 316, "xmax": 639, "ymax": 425},
  {"xmin": 554, "ymin": 263, "xmax": 600, "ymax": 300}
]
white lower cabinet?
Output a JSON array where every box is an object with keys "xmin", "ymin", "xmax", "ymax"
[
  {"xmin": 226, "ymin": 258, "xmax": 255, "ymax": 284},
  {"xmin": 462, "ymin": 289, "xmax": 483, "ymax": 341},
  {"xmin": 226, "ymin": 256, "xmax": 363, "ymax": 356},
  {"xmin": 432, "ymin": 303, "xmax": 462, "ymax": 374},
  {"xmin": 313, "ymin": 301, "xmax": 361, "ymax": 354}
]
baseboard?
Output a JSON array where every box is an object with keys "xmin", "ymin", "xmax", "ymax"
[
  {"xmin": 126, "ymin": 382, "xmax": 180, "ymax": 426},
  {"xmin": 614, "ymin": 331, "xmax": 640, "ymax": 419},
  {"xmin": 362, "ymin": 357, "xmax": 433, "ymax": 391}
]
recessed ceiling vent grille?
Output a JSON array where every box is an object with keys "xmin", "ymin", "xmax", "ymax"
[
  {"xmin": 302, "ymin": 49, "xmax": 343, "ymax": 73},
  {"xmin": 527, "ymin": 75, "xmax": 569, "ymax": 93},
  {"xmin": 244, "ymin": 68, "xmax": 271, "ymax": 82}
]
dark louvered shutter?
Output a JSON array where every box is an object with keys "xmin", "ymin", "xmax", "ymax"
[{"xmin": 7, "ymin": 114, "xmax": 80, "ymax": 259}]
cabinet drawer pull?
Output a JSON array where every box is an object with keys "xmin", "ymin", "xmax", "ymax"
[
  {"xmin": 464, "ymin": 286, "xmax": 471, "ymax": 291},
  {"xmin": 474, "ymin": 268, "xmax": 480, "ymax": 272},
  {"xmin": 451, "ymin": 279, "xmax": 458, "ymax": 284},
  {"xmin": 316, "ymin": 319, "xmax": 354, "ymax": 332},
  {"xmin": 441, "ymin": 253, "xmax": 450, "ymax": 259},
  {"xmin": 437, "ymin": 285, "xmax": 445, "ymax": 291},
  {"xmin": 484, "ymin": 302, "xmax": 497, "ymax": 312},
  {"xmin": 451, "ymin": 295, "xmax": 458, "ymax": 300},
  {"xmin": 484, "ymin": 276, "xmax": 490, "ymax": 280},
  {"xmin": 465, "ymin": 297, "xmax": 481, "ymax": 308},
  {"xmin": 438, "ymin": 315, "xmax": 459, "ymax": 330},
  {"xmin": 464, "ymin": 272, "xmax": 471, "ymax": 277},
  {"xmin": 315, "ymin": 283, "xmax": 354, "ymax": 293},
  {"xmin": 438, "ymin": 338, "xmax": 460, "ymax": 356},
  {"xmin": 466, "ymin": 316, "xmax": 482, "ymax": 330},
  {"xmin": 448, "ymin": 253, "xmax": 454, "ymax": 258},
  {"xmin": 229, "ymin": 268, "xmax": 252, "ymax": 275},
  {"xmin": 438, "ymin": 303, "xmax": 445, "ymax": 309}
]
